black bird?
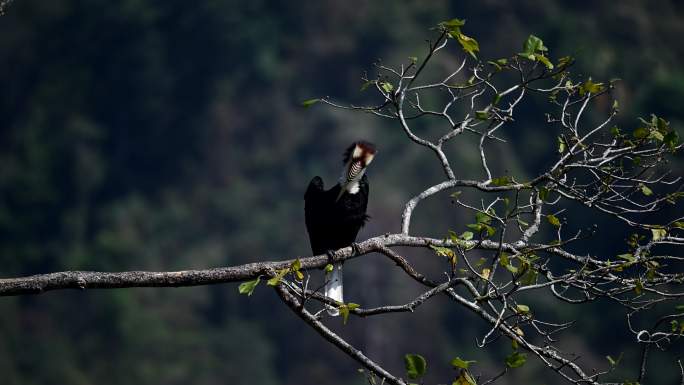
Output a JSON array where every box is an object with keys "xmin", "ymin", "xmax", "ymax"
[{"xmin": 304, "ymin": 141, "xmax": 377, "ymax": 315}]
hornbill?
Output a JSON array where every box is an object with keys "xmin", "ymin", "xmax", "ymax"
[{"xmin": 304, "ymin": 141, "xmax": 377, "ymax": 316}]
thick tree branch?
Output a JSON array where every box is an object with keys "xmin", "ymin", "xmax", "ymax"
[
  {"xmin": 0, "ymin": 231, "xmax": 639, "ymax": 297},
  {"xmin": 1, "ymin": 233, "xmax": 614, "ymax": 296}
]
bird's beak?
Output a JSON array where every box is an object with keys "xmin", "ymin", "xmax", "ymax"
[
  {"xmin": 336, "ymin": 160, "xmax": 364, "ymax": 202},
  {"xmin": 335, "ymin": 185, "xmax": 346, "ymax": 202}
]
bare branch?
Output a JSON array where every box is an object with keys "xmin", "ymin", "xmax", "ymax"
[{"xmin": 274, "ymin": 284, "xmax": 407, "ymax": 385}]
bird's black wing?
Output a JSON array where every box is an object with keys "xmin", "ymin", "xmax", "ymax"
[
  {"xmin": 304, "ymin": 176, "xmax": 326, "ymax": 254},
  {"xmin": 304, "ymin": 176, "xmax": 324, "ymax": 201},
  {"xmin": 304, "ymin": 176, "xmax": 325, "ymax": 226}
]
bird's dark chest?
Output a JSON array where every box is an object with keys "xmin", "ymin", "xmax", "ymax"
[
  {"xmin": 304, "ymin": 176, "xmax": 370, "ymax": 254},
  {"xmin": 305, "ymin": 181, "xmax": 369, "ymax": 227},
  {"xmin": 312, "ymin": 185, "xmax": 366, "ymax": 217},
  {"xmin": 332, "ymin": 187, "xmax": 364, "ymax": 212}
]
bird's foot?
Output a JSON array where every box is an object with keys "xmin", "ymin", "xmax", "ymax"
[
  {"xmin": 326, "ymin": 250, "xmax": 336, "ymax": 265},
  {"xmin": 351, "ymin": 242, "xmax": 362, "ymax": 256}
]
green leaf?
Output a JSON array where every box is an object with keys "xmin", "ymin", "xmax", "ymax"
[
  {"xmin": 516, "ymin": 304, "xmax": 530, "ymax": 313},
  {"xmin": 666, "ymin": 192, "xmax": 684, "ymax": 204},
  {"xmin": 639, "ymin": 184, "xmax": 653, "ymax": 196},
  {"xmin": 633, "ymin": 126, "xmax": 649, "ymax": 139},
  {"xmin": 481, "ymin": 267, "xmax": 491, "ymax": 280},
  {"xmin": 238, "ymin": 277, "xmax": 261, "ymax": 296},
  {"xmin": 518, "ymin": 267, "xmax": 538, "ymax": 286},
  {"xmin": 534, "ymin": 53, "xmax": 554, "ymax": 69},
  {"xmin": 488, "ymin": 58, "xmax": 508, "ymax": 71},
  {"xmin": 456, "ymin": 32, "xmax": 479, "ymax": 59},
  {"xmin": 360, "ymin": 80, "xmax": 376, "ymax": 91},
  {"xmin": 291, "ymin": 259, "xmax": 304, "ymax": 280},
  {"xmin": 339, "ymin": 304, "xmax": 350, "ymax": 324},
  {"xmin": 557, "ymin": 136, "xmax": 566, "ymax": 154},
  {"xmin": 606, "ymin": 352, "xmax": 623, "ymax": 367},
  {"xmin": 267, "ymin": 268, "xmax": 289, "ymax": 286},
  {"xmin": 505, "ymin": 351, "xmax": 527, "ymax": 368},
  {"xmin": 324, "ymin": 263, "xmax": 334, "ymax": 273},
  {"xmin": 672, "ymin": 221, "xmax": 684, "ymax": 229},
  {"xmin": 450, "ymin": 191, "xmax": 462, "ymax": 198},
  {"xmin": 500, "ymin": 253, "xmax": 518, "ymax": 274},
  {"xmin": 634, "ymin": 280, "xmax": 644, "ymax": 295},
  {"xmin": 467, "ymin": 223, "xmax": 483, "ymax": 232},
  {"xmin": 476, "ymin": 212, "xmax": 493, "ymax": 225},
  {"xmin": 646, "ymin": 261, "xmax": 659, "ymax": 281},
  {"xmin": 579, "ymin": 78, "xmax": 604, "ymax": 96},
  {"xmin": 487, "ymin": 61, "xmax": 502, "ymax": 71},
  {"xmin": 301, "ymin": 98, "xmax": 320, "ymax": 108},
  {"xmin": 440, "ymin": 18, "xmax": 466, "ymax": 29},
  {"xmin": 451, "ymin": 357, "xmax": 477, "ymax": 369},
  {"xmin": 448, "ymin": 230, "xmax": 459, "ymax": 242},
  {"xmin": 491, "ymin": 175, "xmax": 513, "ymax": 186},
  {"xmin": 468, "ymin": 221, "xmax": 495, "ymax": 237},
  {"xmin": 546, "ymin": 214, "xmax": 561, "ymax": 227},
  {"xmin": 617, "ymin": 253, "xmax": 636, "ymax": 263},
  {"xmin": 452, "ymin": 371, "xmax": 477, "ymax": 385},
  {"xmin": 404, "ymin": 354, "xmax": 427, "ymax": 379},
  {"xmin": 408, "ymin": 56, "xmax": 418, "ymax": 63},
  {"xmin": 657, "ymin": 116, "xmax": 669, "ymax": 131},
  {"xmin": 475, "ymin": 110, "xmax": 489, "ymax": 120},
  {"xmin": 610, "ymin": 125, "xmax": 621, "ymax": 136},
  {"xmin": 441, "ymin": 18, "xmax": 479, "ymax": 59},
  {"xmin": 557, "ymin": 55, "xmax": 573, "ymax": 68},
  {"xmin": 612, "ymin": 99, "xmax": 620, "ymax": 112},
  {"xmin": 539, "ymin": 187, "xmax": 550, "ymax": 201},
  {"xmin": 651, "ymin": 228, "xmax": 667, "ymax": 241},
  {"xmin": 431, "ymin": 245, "xmax": 457, "ymax": 266},
  {"xmin": 483, "ymin": 224, "xmax": 496, "ymax": 237},
  {"xmin": 431, "ymin": 245, "xmax": 455, "ymax": 258},
  {"xmin": 664, "ymin": 130, "xmax": 679, "ymax": 150},
  {"xmin": 648, "ymin": 130, "xmax": 664, "ymax": 141},
  {"xmin": 521, "ymin": 35, "xmax": 548, "ymax": 55},
  {"xmin": 380, "ymin": 82, "xmax": 394, "ymax": 93},
  {"xmin": 461, "ymin": 231, "xmax": 474, "ymax": 241},
  {"xmin": 338, "ymin": 302, "xmax": 360, "ymax": 325}
]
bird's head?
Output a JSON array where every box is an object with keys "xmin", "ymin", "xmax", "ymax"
[{"xmin": 337, "ymin": 141, "xmax": 377, "ymax": 200}]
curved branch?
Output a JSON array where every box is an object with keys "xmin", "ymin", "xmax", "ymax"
[
  {"xmin": 274, "ymin": 284, "xmax": 407, "ymax": 385},
  {"xmin": 400, "ymin": 179, "xmax": 533, "ymax": 234}
]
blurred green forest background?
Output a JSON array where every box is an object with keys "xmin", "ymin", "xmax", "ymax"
[{"xmin": 1, "ymin": 1, "xmax": 683, "ymax": 384}]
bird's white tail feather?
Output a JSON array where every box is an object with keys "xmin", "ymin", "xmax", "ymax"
[{"xmin": 325, "ymin": 263, "xmax": 344, "ymax": 316}]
